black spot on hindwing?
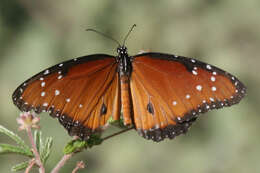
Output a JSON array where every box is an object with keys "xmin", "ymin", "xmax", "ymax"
[
  {"xmin": 100, "ymin": 103, "xmax": 107, "ymax": 115},
  {"xmin": 147, "ymin": 102, "xmax": 154, "ymax": 115}
]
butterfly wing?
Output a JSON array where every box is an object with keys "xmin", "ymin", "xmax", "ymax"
[
  {"xmin": 12, "ymin": 54, "xmax": 120, "ymax": 140},
  {"xmin": 131, "ymin": 52, "xmax": 246, "ymax": 142}
]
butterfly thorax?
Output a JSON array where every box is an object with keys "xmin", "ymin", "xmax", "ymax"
[
  {"xmin": 117, "ymin": 46, "xmax": 133, "ymax": 126},
  {"xmin": 117, "ymin": 46, "xmax": 132, "ymax": 77}
]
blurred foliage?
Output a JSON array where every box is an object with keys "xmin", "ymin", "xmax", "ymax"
[
  {"xmin": 0, "ymin": 126, "xmax": 53, "ymax": 172},
  {"xmin": 0, "ymin": 0, "xmax": 259, "ymax": 173}
]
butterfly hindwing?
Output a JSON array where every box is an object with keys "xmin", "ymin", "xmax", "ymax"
[{"xmin": 131, "ymin": 52, "xmax": 246, "ymax": 142}]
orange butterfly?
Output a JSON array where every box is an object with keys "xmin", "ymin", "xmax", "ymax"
[{"xmin": 12, "ymin": 25, "xmax": 246, "ymax": 142}]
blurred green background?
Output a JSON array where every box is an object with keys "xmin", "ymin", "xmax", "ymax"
[{"xmin": 0, "ymin": 0, "xmax": 258, "ymax": 172}]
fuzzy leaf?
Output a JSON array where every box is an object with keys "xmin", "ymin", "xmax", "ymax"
[
  {"xmin": 11, "ymin": 160, "xmax": 30, "ymax": 172},
  {"xmin": 64, "ymin": 134, "xmax": 103, "ymax": 155},
  {"xmin": 40, "ymin": 137, "xmax": 53, "ymax": 164},
  {"xmin": 63, "ymin": 139, "xmax": 87, "ymax": 154},
  {"xmin": 86, "ymin": 134, "xmax": 103, "ymax": 148},
  {"xmin": 0, "ymin": 125, "xmax": 30, "ymax": 151},
  {"xmin": 0, "ymin": 143, "xmax": 33, "ymax": 157}
]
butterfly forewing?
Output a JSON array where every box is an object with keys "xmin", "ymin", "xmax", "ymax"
[
  {"xmin": 12, "ymin": 54, "xmax": 120, "ymax": 140},
  {"xmin": 131, "ymin": 53, "xmax": 246, "ymax": 141}
]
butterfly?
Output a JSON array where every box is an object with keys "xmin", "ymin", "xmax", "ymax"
[{"xmin": 12, "ymin": 25, "xmax": 246, "ymax": 142}]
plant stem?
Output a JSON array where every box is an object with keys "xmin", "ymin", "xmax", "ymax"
[
  {"xmin": 72, "ymin": 161, "xmax": 85, "ymax": 173},
  {"xmin": 51, "ymin": 153, "xmax": 73, "ymax": 173},
  {"xmin": 51, "ymin": 127, "xmax": 133, "ymax": 173},
  {"xmin": 25, "ymin": 159, "xmax": 36, "ymax": 173},
  {"xmin": 27, "ymin": 127, "xmax": 45, "ymax": 173},
  {"xmin": 102, "ymin": 127, "xmax": 134, "ymax": 141}
]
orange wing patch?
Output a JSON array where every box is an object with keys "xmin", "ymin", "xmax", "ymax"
[
  {"xmin": 13, "ymin": 56, "xmax": 120, "ymax": 140},
  {"xmin": 131, "ymin": 53, "xmax": 246, "ymax": 141}
]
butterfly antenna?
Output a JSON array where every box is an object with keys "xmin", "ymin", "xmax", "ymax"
[
  {"xmin": 86, "ymin": 28, "xmax": 121, "ymax": 46},
  {"xmin": 123, "ymin": 24, "xmax": 137, "ymax": 46}
]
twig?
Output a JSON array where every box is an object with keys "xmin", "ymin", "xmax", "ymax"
[
  {"xmin": 25, "ymin": 159, "xmax": 36, "ymax": 173},
  {"xmin": 50, "ymin": 128, "xmax": 133, "ymax": 173},
  {"xmin": 72, "ymin": 161, "xmax": 85, "ymax": 173},
  {"xmin": 51, "ymin": 136, "xmax": 78, "ymax": 173},
  {"xmin": 51, "ymin": 153, "xmax": 74, "ymax": 173},
  {"xmin": 102, "ymin": 127, "xmax": 134, "ymax": 141},
  {"xmin": 26, "ymin": 127, "xmax": 45, "ymax": 173}
]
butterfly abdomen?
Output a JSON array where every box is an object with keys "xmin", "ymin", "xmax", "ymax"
[{"xmin": 120, "ymin": 75, "xmax": 133, "ymax": 126}]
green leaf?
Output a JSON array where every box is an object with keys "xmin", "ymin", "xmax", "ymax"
[
  {"xmin": 108, "ymin": 116, "xmax": 126, "ymax": 129},
  {"xmin": 0, "ymin": 125, "xmax": 30, "ymax": 151},
  {"xmin": 34, "ymin": 130, "xmax": 42, "ymax": 153},
  {"xmin": 11, "ymin": 160, "xmax": 30, "ymax": 172},
  {"xmin": 63, "ymin": 134, "xmax": 103, "ymax": 154},
  {"xmin": 86, "ymin": 134, "xmax": 103, "ymax": 148},
  {"xmin": 0, "ymin": 143, "xmax": 33, "ymax": 157},
  {"xmin": 63, "ymin": 139, "xmax": 87, "ymax": 154},
  {"xmin": 40, "ymin": 137, "xmax": 53, "ymax": 164}
]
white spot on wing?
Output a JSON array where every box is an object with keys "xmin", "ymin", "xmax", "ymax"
[
  {"xmin": 41, "ymin": 92, "xmax": 45, "ymax": 97},
  {"xmin": 41, "ymin": 82, "xmax": 45, "ymax": 87},
  {"xmin": 43, "ymin": 102, "xmax": 48, "ymax": 107},
  {"xmin": 79, "ymin": 104, "xmax": 83, "ymax": 108},
  {"xmin": 192, "ymin": 70, "xmax": 198, "ymax": 75},
  {"xmin": 212, "ymin": 86, "xmax": 217, "ymax": 91},
  {"xmin": 191, "ymin": 59, "xmax": 196, "ymax": 63},
  {"xmin": 40, "ymin": 77, "xmax": 44, "ymax": 81},
  {"xmin": 186, "ymin": 94, "xmax": 190, "ymax": 99},
  {"xmin": 172, "ymin": 101, "xmax": 177, "ymax": 106},
  {"xmin": 66, "ymin": 98, "xmax": 70, "ymax": 102},
  {"xmin": 44, "ymin": 70, "xmax": 50, "ymax": 75},
  {"xmin": 55, "ymin": 90, "xmax": 60, "ymax": 96},
  {"xmin": 211, "ymin": 76, "xmax": 216, "ymax": 82},
  {"xmin": 210, "ymin": 97, "xmax": 214, "ymax": 102},
  {"xmin": 58, "ymin": 75, "xmax": 62, "ymax": 79},
  {"xmin": 213, "ymin": 71, "xmax": 217, "ymax": 75},
  {"xmin": 59, "ymin": 63, "xmax": 63, "ymax": 67},
  {"xmin": 206, "ymin": 64, "xmax": 212, "ymax": 70},
  {"xmin": 196, "ymin": 85, "xmax": 202, "ymax": 91}
]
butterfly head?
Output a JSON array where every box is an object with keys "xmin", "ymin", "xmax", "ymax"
[
  {"xmin": 117, "ymin": 45, "xmax": 132, "ymax": 76},
  {"xmin": 117, "ymin": 46, "xmax": 128, "ymax": 58}
]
